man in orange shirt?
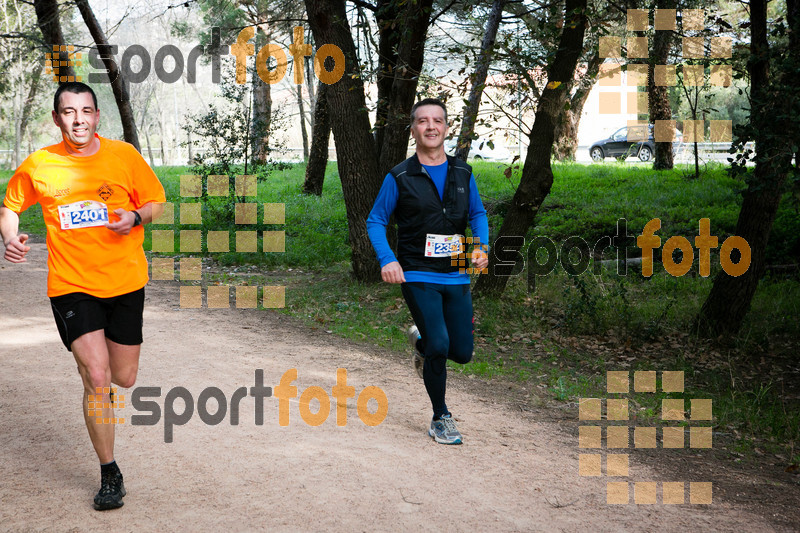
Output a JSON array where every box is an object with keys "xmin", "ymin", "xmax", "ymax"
[{"xmin": 0, "ymin": 82, "xmax": 165, "ymax": 510}]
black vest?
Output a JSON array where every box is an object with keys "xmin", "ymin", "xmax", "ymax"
[{"xmin": 390, "ymin": 154, "xmax": 472, "ymax": 273}]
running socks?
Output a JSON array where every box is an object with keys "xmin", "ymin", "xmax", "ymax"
[{"xmin": 100, "ymin": 460, "xmax": 120, "ymax": 476}]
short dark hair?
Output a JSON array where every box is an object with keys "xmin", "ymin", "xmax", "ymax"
[
  {"xmin": 410, "ymin": 98, "xmax": 447, "ymax": 124},
  {"xmin": 54, "ymin": 82, "xmax": 98, "ymax": 113}
]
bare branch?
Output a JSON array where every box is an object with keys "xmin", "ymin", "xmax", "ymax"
[
  {"xmin": 348, "ymin": 0, "xmax": 376, "ymax": 11},
  {"xmin": 431, "ymin": 0, "xmax": 458, "ymax": 24},
  {"xmin": 0, "ymin": 31, "xmax": 33, "ymax": 38}
]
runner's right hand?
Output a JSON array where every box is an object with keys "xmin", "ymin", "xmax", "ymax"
[
  {"xmin": 381, "ymin": 261, "xmax": 406, "ymax": 284},
  {"xmin": 3, "ymin": 233, "xmax": 30, "ymax": 263}
]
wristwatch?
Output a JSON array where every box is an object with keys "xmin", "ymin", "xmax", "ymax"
[{"xmin": 132, "ymin": 210, "xmax": 142, "ymax": 227}]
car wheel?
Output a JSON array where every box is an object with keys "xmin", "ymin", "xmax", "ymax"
[
  {"xmin": 638, "ymin": 145, "xmax": 653, "ymax": 162},
  {"xmin": 590, "ymin": 147, "xmax": 604, "ymax": 162}
]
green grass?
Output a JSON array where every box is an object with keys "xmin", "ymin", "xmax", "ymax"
[
  {"xmin": 472, "ymin": 160, "xmax": 796, "ymax": 264},
  {"xmin": 0, "ymin": 170, "xmax": 46, "ymax": 237},
  {"xmin": 145, "ymin": 163, "xmax": 349, "ymax": 267}
]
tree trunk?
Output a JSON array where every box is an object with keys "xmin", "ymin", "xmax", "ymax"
[
  {"xmin": 305, "ymin": 0, "xmax": 381, "ymax": 281},
  {"xmin": 695, "ymin": 0, "xmax": 797, "ymax": 335},
  {"xmin": 303, "ymin": 81, "xmax": 330, "ymax": 196},
  {"xmin": 14, "ymin": 89, "xmax": 21, "ymax": 169},
  {"xmin": 455, "ymin": 0, "xmax": 505, "ymax": 161},
  {"xmin": 152, "ymin": 97, "xmax": 168, "ymax": 165},
  {"xmin": 305, "ymin": 58, "xmax": 316, "ymax": 127},
  {"xmin": 475, "ymin": 0, "xmax": 588, "ymax": 297},
  {"xmin": 251, "ymin": 78, "xmax": 272, "ymax": 162},
  {"xmin": 680, "ymin": 82, "xmax": 702, "ymax": 178},
  {"xmin": 158, "ymin": 119, "xmax": 167, "ymax": 165},
  {"xmin": 373, "ymin": 0, "xmax": 403, "ymax": 157},
  {"xmin": 144, "ymin": 123, "xmax": 155, "ymax": 167},
  {"xmin": 552, "ymin": 107, "xmax": 578, "ymax": 162},
  {"xmin": 33, "ymin": 0, "xmax": 76, "ymax": 80},
  {"xmin": 137, "ymin": 93, "xmax": 155, "ymax": 167},
  {"xmin": 296, "ymin": 84, "xmax": 310, "ymax": 161},
  {"xmin": 19, "ymin": 62, "xmax": 43, "ymax": 142},
  {"xmin": 74, "ymin": 0, "xmax": 141, "ymax": 151},
  {"xmin": 251, "ymin": 23, "xmax": 273, "ymax": 162},
  {"xmin": 649, "ymin": 0, "xmax": 675, "ymax": 170},
  {"xmin": 553, "ymin": 50, "xmax": 600, "ymax": 161},
  {"xmin": 376, "ymin": 0, "xmax": 434, "ymax": 178}
]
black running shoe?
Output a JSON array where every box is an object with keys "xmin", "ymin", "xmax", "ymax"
[{"xmin": 93, "ymin": 470, "xmax": 126, "ymax": 510}]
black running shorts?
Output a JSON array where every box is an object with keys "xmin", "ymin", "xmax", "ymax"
[{"xmin": 50, "ymin": 288, "xmax": 145, "ymax": 351}]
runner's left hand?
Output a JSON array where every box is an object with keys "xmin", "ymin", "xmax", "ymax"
[
  {"xmin": 105, "ymin": 209, "xmax": 136, "ymax": 235},
  {"xmin": 471, "ymin": 248, "xmax": 488, "ymax": 271}
]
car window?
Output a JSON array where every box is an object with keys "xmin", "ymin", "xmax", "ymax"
[{"xmin": 612, "ymin": 128, "xmax": 626, "ymax": 141}]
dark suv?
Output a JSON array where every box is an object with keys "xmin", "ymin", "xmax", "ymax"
[{"xmin": 589, "ymin": 124, "xmax": 681, "ymax": 163}]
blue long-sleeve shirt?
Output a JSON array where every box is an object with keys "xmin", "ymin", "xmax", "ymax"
[{"xmin": 366, "ymin": 161, "xmax": 489, "ymax": 285}]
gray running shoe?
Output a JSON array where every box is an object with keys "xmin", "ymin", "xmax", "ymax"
[
  {"xmin": 407, "ymin": 325, "xmax": 424, "ymax": 378},
  {"xmin": 428, "ymin": 414, "xmax": 463, "ymax": 445}
]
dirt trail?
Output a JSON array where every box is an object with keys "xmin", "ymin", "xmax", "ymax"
[{"xmin": 0, "ymin": 244, "xmax": 787, "ymax": 532}]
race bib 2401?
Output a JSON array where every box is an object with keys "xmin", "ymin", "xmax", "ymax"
[
  {"xmin": 58, "ymin": 200, "xmax": 109, "ymax": 230},
  {"xmin": 424, "ymin": 233, "xmax": 463, "ymax": 258}
]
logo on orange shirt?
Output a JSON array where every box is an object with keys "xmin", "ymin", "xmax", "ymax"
[{"xmin": 97, "ymin": 183, "xmax": 114, "ymax": 201}]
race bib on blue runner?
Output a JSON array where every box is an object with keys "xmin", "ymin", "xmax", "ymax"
[
  {"xmin": 58, "ymin": 200, "xmax": 109, "ymax": 230},
  {"xmin": 424, "ymin": 233, "xmax": 463, "ymax": 258}
]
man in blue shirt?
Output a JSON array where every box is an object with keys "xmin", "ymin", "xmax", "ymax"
[{"xmin": 367, "ymin": 98, "xmax": 489, "ymax": 444}]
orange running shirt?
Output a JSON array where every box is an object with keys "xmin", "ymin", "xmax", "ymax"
[{"xmin": 3, "ymin": 135, "xmax": 166, "ymax": 297}]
